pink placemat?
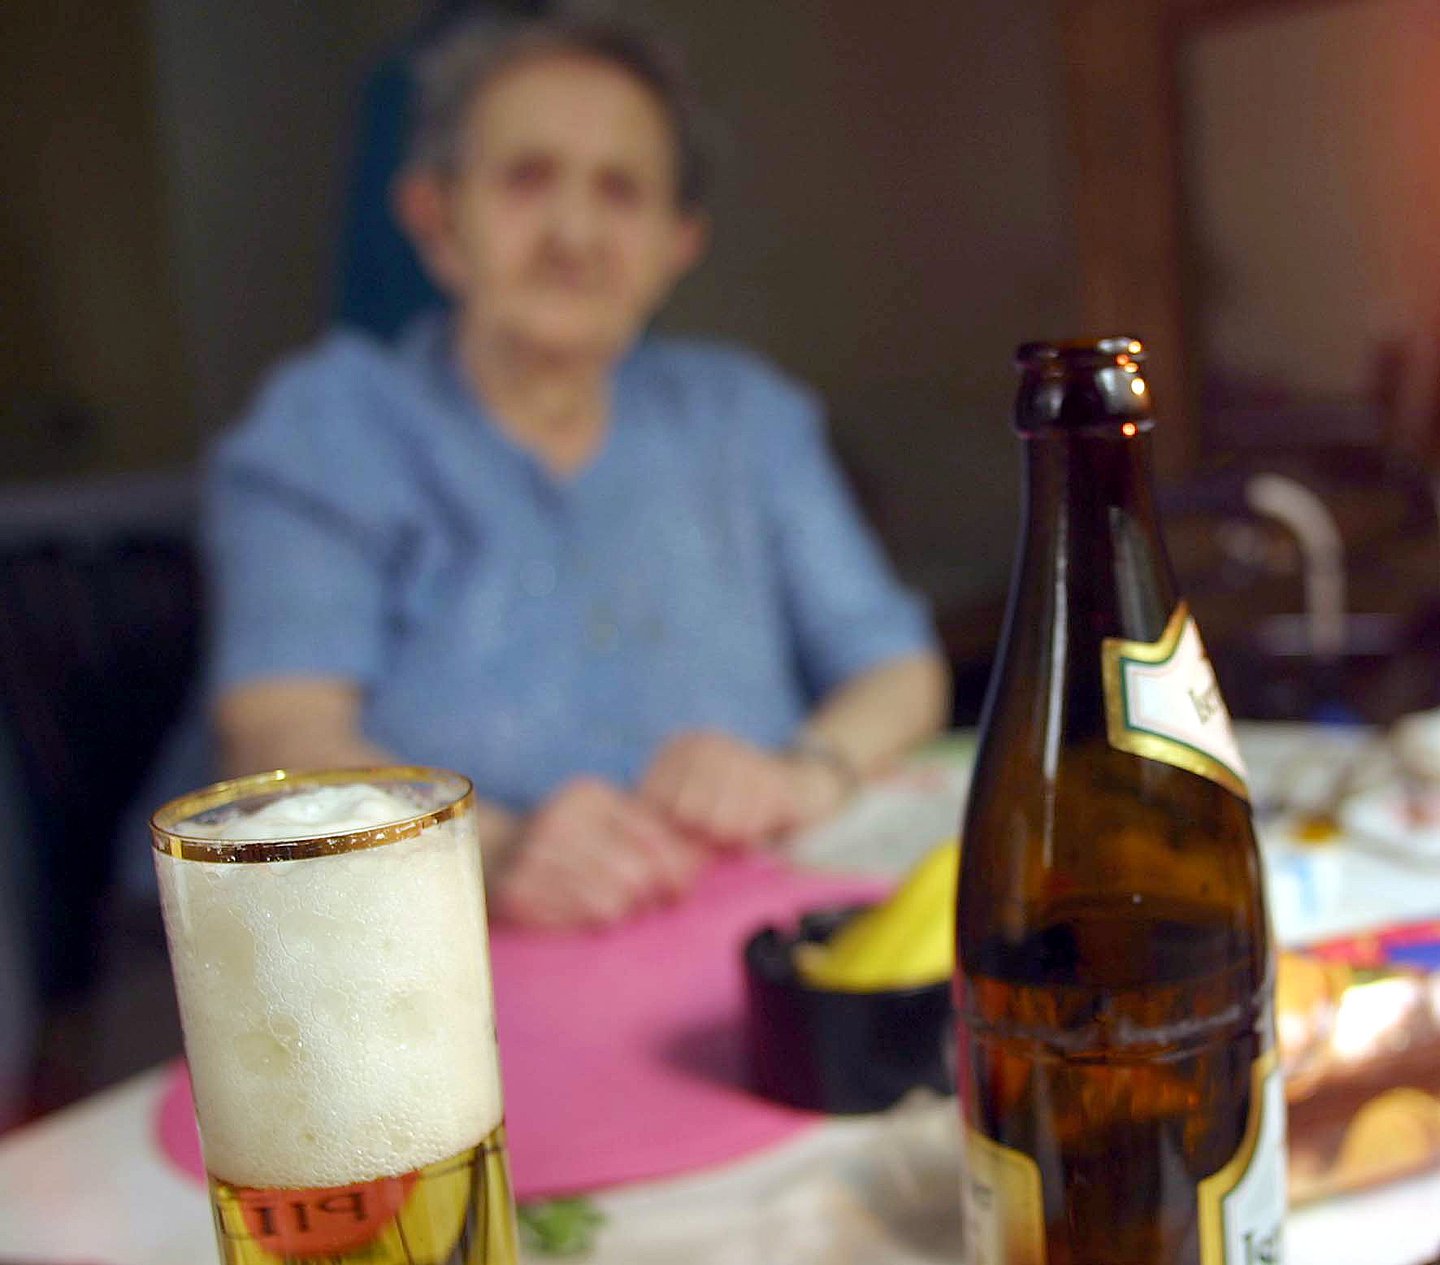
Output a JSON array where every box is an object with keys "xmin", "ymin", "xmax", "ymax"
[{"xmin": 156, "ymin": 856, "xmax": 886, "ymax": 1199}]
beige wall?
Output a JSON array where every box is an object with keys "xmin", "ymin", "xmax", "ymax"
[
  {"xmin": 146, "ymin": 0, "xmax": 429, "ymax": 431},
  {"xmin": 1, "ymin": 2, "xmax": 432, "ymax": 483},
  {"xmin": 1184, "ymin": 0, "xmax": 1440, "ymax": 407},
  {"xmin": 0, "ymin": 0, "xmax": 193, "ymax": 481}
]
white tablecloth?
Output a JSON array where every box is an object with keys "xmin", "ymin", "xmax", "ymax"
[{"xmin": 0, "ymin": 1066, "xmax": 1436, "ymax": 1265}]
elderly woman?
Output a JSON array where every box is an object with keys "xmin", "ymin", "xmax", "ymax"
[{"xmin": 206, "ymin": 18, "xmax": 949, "ymax": 928}]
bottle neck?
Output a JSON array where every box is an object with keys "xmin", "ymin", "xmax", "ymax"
[
  {"xmin": 984, "ymin": 421, "xmax": 1180, "ymax": 754},
  {"xmin": 1015, "ymin": 422, "xmax": 1177, "ymax": 646}
]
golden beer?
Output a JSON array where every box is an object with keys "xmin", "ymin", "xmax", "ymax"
[
  {"xmin": 152, "ymin": 768, "xmax": 519, "ymax": 1265},
  {"xmin": 207, "ymin": 1127, "xmax": 513, "ymax": 1264}
]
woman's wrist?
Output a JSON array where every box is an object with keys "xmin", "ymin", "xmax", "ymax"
[
  {"xmin": 784, "ymin": 735, "xmax": 861, "ymax": 820},
  {"xmin": 789, "ymin": 735, "xmax": 860, "ymax": 792}
]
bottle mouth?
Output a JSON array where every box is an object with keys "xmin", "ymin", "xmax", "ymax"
[
  {"xmin": 1014, "ymin": 335, "xmax": 1152, "ymax": 432},
  {"xmin": 1015, "ymin": 336, "xmax": 1145, "ymax": 373}
]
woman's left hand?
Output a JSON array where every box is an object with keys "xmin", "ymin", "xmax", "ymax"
[{"xmin": 639, "ymin": 730, "xmax": 850, "ymax": 849}]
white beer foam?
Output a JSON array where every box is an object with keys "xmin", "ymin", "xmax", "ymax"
[
  {"xmin": 157, "ymin": 791, "xmax": 502, "ymax": 1189},
  {"xmin": 178, "ymin": 783, "xmax": 419, "ymax": 840}
]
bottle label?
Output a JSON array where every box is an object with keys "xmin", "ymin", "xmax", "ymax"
[
  {"xmin": 1198, "ymin": 1051, "xmax": 1288, "ymax": 1265},
  {"xmin": 959, "ymin": 1125, "xmax": 1047, "ymax": 1265},
  {"xmin": 1102, "ymin": 602, "xmax": 1250, "ymax": 800}
]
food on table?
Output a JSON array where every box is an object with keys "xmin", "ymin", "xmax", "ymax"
[{"xmin": 1281, "ymin": 929, "xmax": 1440, "ymax": 1205}]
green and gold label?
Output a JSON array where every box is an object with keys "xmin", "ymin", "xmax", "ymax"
[
  {"xmin": 1198, "ymin": 1051, "xmax": 1288, "ymax": 1265},
  {"xmin": 1102, "ymin": 603, "xmax": 1250, "ymax": 801},
  {"xmin": 959, "ymin": 1126, "xmax": 1046, "ymax": 1265}
]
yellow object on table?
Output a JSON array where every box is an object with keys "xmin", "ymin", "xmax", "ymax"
[{"xmin": 795, "ymin": 840, "xmax": 959, "ymax": 992}]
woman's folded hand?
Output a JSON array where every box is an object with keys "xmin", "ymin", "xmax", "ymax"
[{"xmin": 491, "ymin": 777, "xmax": 707, "ymax": 929}]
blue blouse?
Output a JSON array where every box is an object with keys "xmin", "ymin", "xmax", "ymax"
[{"xmin": 205, "ymin": 319, "xmax": 938, "ymax": 811}]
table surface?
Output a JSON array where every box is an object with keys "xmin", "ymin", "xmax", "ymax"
[{"xmin": 2, "ymin": 724, "xmax": 1438, "ymax": 1265}]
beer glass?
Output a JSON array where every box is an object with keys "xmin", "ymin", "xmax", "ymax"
[{"xmin": 152, "ymin": 767, "xmax": 518, "ymax": 1265}]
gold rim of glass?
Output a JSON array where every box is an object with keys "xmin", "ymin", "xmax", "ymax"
[{"xmin": 150, "ymin": 766, "xmax": 475, "ymax": 863}]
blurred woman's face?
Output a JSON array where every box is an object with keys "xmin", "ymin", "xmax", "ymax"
[{"xmin": 417, "ymin": 53, "xmax": 704, "ymax": 365}]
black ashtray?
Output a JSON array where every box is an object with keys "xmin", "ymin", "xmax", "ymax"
[{"xmin": 743, "ymin": 904, "xmax": 954, "ymax": 1115}]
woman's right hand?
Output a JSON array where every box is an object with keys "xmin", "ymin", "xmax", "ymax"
[{"xmin": 490, "ymin": 777, "xmax": 707, "ymax": 929}]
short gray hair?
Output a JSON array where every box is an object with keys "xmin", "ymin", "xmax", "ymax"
[{"xmin": 407, "ymin": 16, "xmax": 711, "ymax": 210}]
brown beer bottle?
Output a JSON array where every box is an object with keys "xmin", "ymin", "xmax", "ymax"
[{"xmin": 955, "ymin": 338, "xmax": 1286, "ymax": 1265}]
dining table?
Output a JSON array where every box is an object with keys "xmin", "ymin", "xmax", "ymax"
[{"xmin": 1, "ymin": 722, "xmax": 1437, "ymax": 1265}]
